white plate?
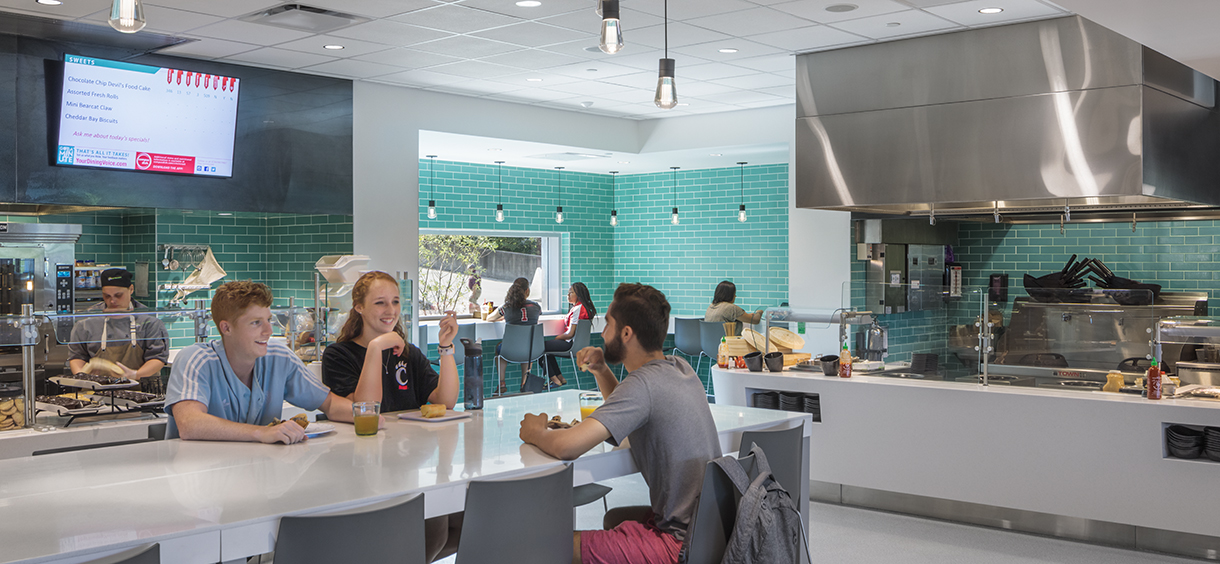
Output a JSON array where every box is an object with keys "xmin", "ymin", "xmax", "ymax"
[
  {"xmin": 399, "ymin": 410, "xmax": 471, "ymax": 423},
  {"xmin": 303, "ymin": 422, "xmax": 335, "ymax": 438}
]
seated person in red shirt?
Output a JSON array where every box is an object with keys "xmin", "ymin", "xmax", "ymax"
[
  {"xmin": 519, "ymin": 283, "xmax": 722, "ymax": 564},
  {"xmin": 543, "ymin": 282, "xmax": 596, "ymax": 386}
]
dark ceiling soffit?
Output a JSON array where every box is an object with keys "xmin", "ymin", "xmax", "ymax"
[{"xmin": 0, "ymin": 11, "xmax": 192, "ymax": 57}]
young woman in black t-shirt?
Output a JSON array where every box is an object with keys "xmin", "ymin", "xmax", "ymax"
[
  {"xmin": 486, "ymin": 276, "xmax": 541, "ymax": 394},
  {"xmin": 321, "ymin": 270, "xmax": 459, "ymax": 412}
]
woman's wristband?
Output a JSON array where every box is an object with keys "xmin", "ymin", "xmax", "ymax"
[{"xmin": 438, "ymin": 343, "xmax": 456, "ymax": 357}]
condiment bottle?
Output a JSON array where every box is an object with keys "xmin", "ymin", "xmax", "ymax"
[
  {"xmin": 1103, "ymin": 370, "xmax": 1124, "ymax": 393},
  {"xmin": 717, "ymin": 337, "xmax": 729, "ymax": 369},
  {"xmin": 839, "ymin": 342, "xmax": 852, "ymax": 378},
  {"xmin": 1147, "ymin": 359, "xmax": 1162, "ymax": 400}
]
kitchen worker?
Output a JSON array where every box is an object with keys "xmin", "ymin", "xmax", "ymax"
[
  {"xmin": 520, "ymin": 283, "xmax": 722, "ymax": 564},
  {"xmin": 67, "ymin": 268, "xmax": 169, "ymax": 387},
  {"xmin": 164, "ymin": 281, "xmax": 366, "ymax": 443},
  {"xmin": 704, "ymin": 280, "xmax": 764, "ymax": 326}
]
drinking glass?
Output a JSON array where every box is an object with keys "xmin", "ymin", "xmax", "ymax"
[{"xmin": 353, "ymin": 401, "xmax": 380, "ymax": 436}]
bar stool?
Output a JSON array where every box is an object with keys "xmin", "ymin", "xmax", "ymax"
[
  {"xmin": 497, "ymin": 324, "xmax": 547, "ymax": 394},
  {"xmin": 80, "ymin": 544, "xmax": 158, "ymax": 564},
  {"xmin": 698, "ymin": 321, "xmax": 727, "ymax": 396},
  {"xmin": 271, "ymin": 494, "xmax": 425, "ymax": 564},
  {"xmin": 673, "ymin": 318, "xmax": 703, "ymax": 367},
  {"xmin": 456, "ymin": 464, "xmax": 573, "ymax": 564},
  {"xmin": 545, "ymin": 319, "xmax": 592, "ymax": 390},
  {"xmin": 739, "ymin": 424, "xmax": 804, "ymax": 499}
]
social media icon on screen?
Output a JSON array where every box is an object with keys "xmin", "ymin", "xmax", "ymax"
[{"xmin": 210, "ymin": 167, "xmax": 216, "ymax": 172}]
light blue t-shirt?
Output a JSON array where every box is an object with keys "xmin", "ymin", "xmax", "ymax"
[{"xmin": 164, "ymin": 339, "xmax": 330, "ymax": 439}]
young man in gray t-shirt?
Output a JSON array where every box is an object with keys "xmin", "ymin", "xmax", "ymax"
[{"xmin": 520, "ymin": 283, "xmax": 721, "ymax": 564}]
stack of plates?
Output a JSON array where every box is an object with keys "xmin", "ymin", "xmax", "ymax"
[
  {"xmin": 1166, "ymin": 425, "xmax": 1204, "ymax": 459},
  {"xmin": 1206, "ymin": 427, "xmax": 1220, "ymax": 462},
  {"xmin": 779, "ymin": 392, "xmax": 804, "ymax": 412},
  {"xmin": 803, "ymin": 394, "xmax": 820, "ymax": 422},
  {"xmin": 753, "ymin": 392, "xmax": 778, "ymax": 410}
]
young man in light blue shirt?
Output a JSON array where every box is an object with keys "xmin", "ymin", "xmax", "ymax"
[{"xmin": 165, "ymin": 281, "xmax": 366, "ymax": 443}]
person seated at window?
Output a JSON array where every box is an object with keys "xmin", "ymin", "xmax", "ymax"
[
  {"xmin": 519, "ymin": 283, "xmax": 722, "ymax": 564},
  {"xmin": 466, "ymin": 264, "xmax": 482, "ymax": 316},
  {"xmin": 543, "ymin": 282, "xmax": 596, "ymax": 387},
  {"xmin": 68, "ymin": 268, "xmax": 168, "ymax": 390},
  {"xmin": 704, "ymin": 280, "xmax": 763, "ymax": 326},
  {"xmin": 486, "ymin": 277, "xmax": 541, "ymax": 394},
  {"xmin": 321, "ymin": 270, "xmax": 460, "ymax": 562},
  {"xmin": 165, "ymin": 281, "xmax": 369, "ymax": 444}
]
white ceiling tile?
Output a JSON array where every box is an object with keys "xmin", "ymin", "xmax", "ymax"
[
  {"xmin": 485, "ymin": 88, "xmax": 584, "ymax": 103},
  {"xmin": 189, "ymin": 20, "xmax": 314, "ymax": 45},
  {"xmin": 671, "ymin": 39, "xmax": 786, "ymax": 61},
  {"xmin": 159, "ymin": 37, "xmax": 260, "ymax": 59},
  {"xmin": 686, "ymin": 7, "xmax": 812, "ymax": 36},
  {"xmin": 735, "ymin": 98, "xmax": 795, "ymax": 108},
  {"xmin": 328, "ymin": 20, "xmax": 454, "ymax": 46},
  {"xmin": 675, "ymin": 97, "xmax": 741, "ymax": 113},
  {"xmin": 632, "ymin": 22, "xmax": 733, "ymax": 50},
  {"xmin": 412, "ymin": 35, "xmax": 524, "ymax": 59},
  {"xmin": 97, "ymin": 5, "xmax": 224, "ymax": 32},
  {"xmin": 304, "ymin": 0, "xmax": 438, "ymax": 19},
  {"xmin": 770, "ymin": 0, "xmax": 911, "ymax": 24},
  {"xmin": 536, "ymin": 38, "xmax": 610, "ymax": 59},
  {"xmin": 480, "ymin": 49, "xmax": 587, "ymax": 70},
  {"xmin": 726, "ymin": 54, "xmax": 795, "ymax": 72},
  {"xmin": 389, "ymin": 4, "xmax": 522, "ymax": 33},
  {"xmin": 598, "ymin": 50, "xmax": 704, "ymax": 71},
  {"xmin": 227, "ymin": 47, "xmax": 339, "ymax": 69},
  {"xmin": 550, "ymin": 60, "xmax": 641, "ymax": 78},
  {"xmin": 827, "ymin": 9, "xmax": 960, "ymax": 39},
  {"xmin": 708, "ymin": 72, "xmax": 794, "ymax": 89},
  {"xmin": 0, "ymin": 0, "xmax": 106, "ymax": 18},
  {"xmin": 545, "ymin": 80, "xmax": 638, "ymax": 96},
  {"xmin": 461, "ymin": 0, "xmax": 591, "ymax": 18},
  {"xmin": 676, "ymin": 80, "xmax": 741, "ymax": 97},
  {"xmin": 601, "ymin": 71, "xmax": 659, "ymax": 89},
  {"xmin": 924, "ymin": 0, "xmax": 1064, "ymax": 26},
  {"xmin": 485, "ymin": 72, "xmax": 583, "ymax": 87},
  {"xmin": 629, "ymin": 0, "xmax": 757, "ymax": 17},
  {"xmin": 441, "ymin": 78, "xmax": 528, "ymax": 94},
  {"xmin": 375, "ymin": 68, "xmax": 469, "ymax": 86},
  {"xmin": 300, "ymin": 59, "xmax": 402, "ymax": 78},
  {"xmin": 747, "ymin": 24, "xmax": 867, "ymax": 51},
  {"xmin": 678, "ymin": 62, "xmax": 756, "ymax": 81},
  {"xmin": 428, "ymin": 60, "xmax": 523, "ymax": 79},
  {"xmin": 710, "ymin": 89, "xmax": 787, "ymax": 104},
  {"xmin": 899, "ymin": 0, "xmax": 975, "ymax": 7},
  {"xmin": 472, "ymin": 21, "xmax": 593, "ymax": 48},
  {"xmin": 755, "ymin": 84, "xmax": 796, "ymax": 98},
  {"xmin": 145, "ymin": 0, "xmax": 279, "ymax": 18},
  {"xmin": 772, "ymin": 67, "xmax": 796, "ymax": 78},
  {"xmin": 276, "ymin": 35, "xmax": 392, "ymax": 57},
  {"xmin": 538, "ymin": 6, "xmax": 664, "ymax": 32},
  {"xmin": 354, "ymin": 47, "xmax": 462, "ymax": 68}
]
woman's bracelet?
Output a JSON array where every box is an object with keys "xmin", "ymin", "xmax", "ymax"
[{"xmin": 438, "ymin": 343, "xmax": 455, "ymax": 357}]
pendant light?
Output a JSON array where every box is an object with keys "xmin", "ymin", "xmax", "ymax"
[
  {"xmin": 737, "ymin": 161, "xmax": 748, "ymax": 223},
  {"xmin": 426, "ymin": 155, "xmax": 437, "ymax": 220},
  {"xmin": 670, "ymin": 166, "xmax": 680, "ymax": 225},
  {"xmin": 598, "ymin": 0, "xmax": 623, "ymax": 54},
  {"xmin": 108, "ymin": 0, "xmax": 146, "ymax": 33},
  {"xmin": 495, "ymin": 161, "xmax": 506, "ymax": 222},
  {"xmin": 654, "ymin": 0, "xmax": 677, "ymax": 109},
  {"xmin": 555, "ymin": 167, "xmax": 565, "ymax": 224},
  {"xmin": 609, "ymin": 171, "xmax": 619, "ymax": 227}
]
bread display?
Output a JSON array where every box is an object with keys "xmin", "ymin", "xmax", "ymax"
[
  {"xmin": 0, "ymin": 398, "xmax": 24, "ymax": 430},
  {"xmin": 36, "ymin": 395, "xmax": 98, "ymax": 411},
  {"xmin": 109, "ymin": 391, "xmax": 164, "ymax": 404},
  {"xmin": 420, "ymin": 404, "xmax": 447, "ymax": 418},
  {"xmin": 68, "ymin": 373, "xmax": 130, "ymax": 386}
]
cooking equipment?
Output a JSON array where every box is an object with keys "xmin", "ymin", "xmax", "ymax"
[
  {"xmin": 862, "ymin": 320, "xmax": 888, "ymax": 362},
  {"xmin": 1174, "ymin": 362, "xmax": 1220, "ymax": 387}
]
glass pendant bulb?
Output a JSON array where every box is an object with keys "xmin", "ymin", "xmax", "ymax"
[
  {"xmin": 610, "ymin": 210, "xmax": 618, "ymax": 227},
  {"xmin": 427, "ymin": 200, "xmax": 437, "ymax": 220},
  {"xmin": 556, "ymin": 206, "xmax": 565, "ymax": 224},
  {"xmin": 738, "ymin": 204, "xmax": 747, "ymax": 223},
  {"xmin": 108, "ymin": 0, "xmax": 146, "ymax": 33},
  {"xmin": 496, "ymin": 204, "xmax": 505, "ymax": 222},
  {"xmin": 599, "ymin": 0, "xmax": 623, "ymax": 54},
  {"xmin": 671, "ymin": 207, "xmax": 680, "ymax": 225},
  {"xmin": 655, "ymin": 58, "xmax": 677, "ymax": 109}
]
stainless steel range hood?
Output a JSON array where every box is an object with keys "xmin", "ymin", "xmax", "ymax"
[{"xmin": 794, "ymin": 16, "xmax": 1220, "ymax": 219}]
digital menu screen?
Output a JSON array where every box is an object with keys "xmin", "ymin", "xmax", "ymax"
[{"xmin": 55, "ymin": 55, "xmax": 240, "ymax": 177}]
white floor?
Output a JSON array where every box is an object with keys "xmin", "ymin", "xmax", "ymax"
[{"xmin": 441, "ymin": 473, "xmax": 1204, "ymax": 563}]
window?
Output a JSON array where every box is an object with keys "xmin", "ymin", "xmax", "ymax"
[{"xmin": 418, "ymin": 230, "xmax": 561, "ymax": 318}]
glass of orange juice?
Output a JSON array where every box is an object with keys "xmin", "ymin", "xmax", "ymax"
[
  {"xmin": 352, "ymin": 401, "xmax": 380, "ymax": 436},
  {"xmin": 579, "ymin": 392, "xmax": 603, "ymax": 419}
]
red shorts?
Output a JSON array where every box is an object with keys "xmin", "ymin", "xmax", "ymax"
[{"xmin": 580, "ymin": 515, "xmax": 683, "ymax": 564}]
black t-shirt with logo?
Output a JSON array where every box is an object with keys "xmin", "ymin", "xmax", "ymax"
[
  {"xmin": 321, "ymin": 340, "xmax": 439, "ymax": 413},
  {"xmin": 499, "ymin": 301, "xmax": 542, "ymax": 325}
]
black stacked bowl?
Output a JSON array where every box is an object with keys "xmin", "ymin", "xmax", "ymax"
[
  {"xmin": 753, "ymin": 392, "xmax": 778, "ymax": 410},
  {"xmin": 1206, "ymin": 427, "xmax": 1220, "ymax": 462},
  {"xmin": 779, "ymin": 392, "xmax": 804, "ymax": 412},
  {"xmin": 1166, "ymin": 425, "xmax": 1204, "ymax": 459}
]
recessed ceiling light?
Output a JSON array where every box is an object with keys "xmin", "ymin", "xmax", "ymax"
[
  {"xmin": 886, "ymin": 22, "xmax": 901, "ymax": 27},
  {"xmin": 586, "ymin": 68, "xmax": 598, "ymax": 72},
  {"xmin": 710, "ymin": 153, "xmax": 722, "ymax": 157},
  {"xmin": 35, "ymin": 0, "xmax": 62, "ymax": 5},
  {"xmin": 825, "ymin": 4, "xmax": 858, "ymax": 13},
  {"xmin": 323, "ymin": 44, "xmax": 345, "ymax": 50},
  {"xmin": 527, "ymin": 78, "xmax": 544, "ymax": 82},
  {"xmin": 218, "ymin": 212, "xmax": 233, "ymax": 216},
  {"xmin": 979, "ymin": 7, "xmax": 1004, "ymax": 14},
  {"xmin": 516, "ymin": 0, "xmax": 542, "ymax": 6},
  {"xmin": 718, "ymin": 48, "xmax": 738, "ymax": 54}
]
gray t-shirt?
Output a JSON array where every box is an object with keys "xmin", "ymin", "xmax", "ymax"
[
  {"xmin": 705, "ymin": 302, "xmax": 746, "ymax": 323},
  {"xmin": 589, "ymin": 356, "xmax": 722, "ymax": 540},
  {"xmin": 67, "ymin": 300, "xmax": 170, "ymax": 365}
]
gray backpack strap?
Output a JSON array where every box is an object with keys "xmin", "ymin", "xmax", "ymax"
[{"xmin": 712, "ymin": 454, "xmax": 753, "ymax": 496}]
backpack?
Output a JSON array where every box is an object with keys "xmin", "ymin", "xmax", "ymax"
[{"xmin": 715, "ymin": 445, "xmax": 810, "ymax": 564}]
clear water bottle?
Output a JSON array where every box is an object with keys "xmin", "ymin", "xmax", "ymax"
[{"xmin": 462, "ymin": 338, "xmax": 483, "ymax": 410}]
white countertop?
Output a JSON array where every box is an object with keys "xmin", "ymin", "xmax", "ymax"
[
  {"xmin": 0, "ymin": 390, "xmax": 809, "ymax": 564},
  {"xmin": 0, "ymin": 413, "xmax": 161, "ymax": 460}
]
